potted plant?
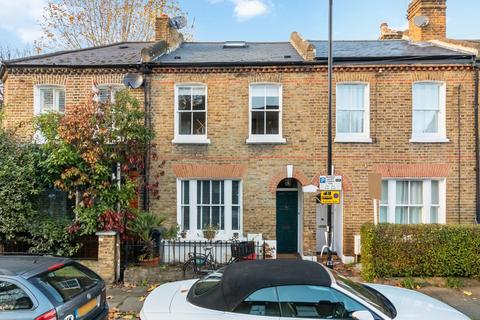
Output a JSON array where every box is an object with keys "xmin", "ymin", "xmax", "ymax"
[
  {"xmin": 127, "ymin": 211, "xmax": 165, "ymax": 266},
  {"xmin": 203, "ymin": 224, "xmax": 218, "ymax": 241},
  {"xmin": 180, "ymin": 229, "xmax": 187, "ymax": 239},
  {"xmin": 163, "ymin": 224, "xmax": 180, "ymax": 241}
]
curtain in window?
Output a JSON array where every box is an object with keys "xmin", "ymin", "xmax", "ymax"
[
  {"xmin": 251, "ymin": 85, "xmax": 280, "ymax": 135},
  {"xmin": 394, "ymin": 181, "xmax": 422, "ymax": 224},
  {"xmin": 379, "ymin": 181, "xmax": 388, "ymax": 223},
  {"xmin": 413, "ymin": 83, "xmax": 440, "ymax": 134},
  {"xmin": 430, "ymin": 180, "xmax": 439, "ymax": 223},
  {"xmin": 336, "ymin": 84, "xmax": 365, "ymax": 134}
]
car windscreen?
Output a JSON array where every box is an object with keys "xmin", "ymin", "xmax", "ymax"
[
  {"xmin": 32, "ymin": 263, "xmax": 101, "ymax": 303},
  {"xmin": 191, "ymin": 269, "xmax": 224, "ymax": 296},
  {"xmin": 333, "ymin": 272, "xmax": 396, "ymax": 318}
]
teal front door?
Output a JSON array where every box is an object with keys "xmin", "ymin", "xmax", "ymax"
[{"xmin": 276, "ymin": 191, "xmax": 298, "ymax": 253}]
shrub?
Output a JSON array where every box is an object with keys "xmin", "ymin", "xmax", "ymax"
[
  {"xmin": 360, "ymin": 223, "xmax": 480, "ymax": 281},
  {"xmin": 0, "ymin": 130, "xmax": 44, "ymax": 242},
  {"xmin": 28, "ymin": 215, "xmax": 81, "ymax": 257}
]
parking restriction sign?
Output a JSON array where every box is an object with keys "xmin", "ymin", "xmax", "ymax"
[
  {"xmin": 317, "ymin": 190, "xmax": 341, "ymax": 204},
  {"xmin": 319, "ymin": 175, "xmax": 342, "ymax": 191}
]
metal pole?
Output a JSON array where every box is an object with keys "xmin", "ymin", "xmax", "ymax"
[{"xmin": 326, "ymin": 0, "xmax": 334, "ymax": 269}]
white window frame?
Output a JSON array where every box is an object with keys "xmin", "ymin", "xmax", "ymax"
[
  {"xmin": 410, "ymin": 81, "xmax": 449, "ymax": 143},
  {"xmin": 380, "ymin": 179, "xmax": 446, "ymax": 224},
  {"xmin": 246, "ymin": 83, "xmax": 286, "ymax": 144},
  {"xmin": 34, "ymin": 85, "xmax": 66, "ymax": 115},
  {"xmin": 176, "ymin": 179, "xmax": 243, "ymax": 240},
  {"xmin": 172, "ymin": 83, "xmax": 210, "ymax": 144},
  {"xmin": 97, "ymin": 84, "xmax": 124, "ymax": 103},
  {"xmin": 335, "ymin": 82, "xmax": 372, "ymax": 143}
]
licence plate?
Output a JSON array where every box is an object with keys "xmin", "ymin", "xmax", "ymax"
[{"xmin": 75, "ymin": 296, "xmax": 98, "ymax": 318}]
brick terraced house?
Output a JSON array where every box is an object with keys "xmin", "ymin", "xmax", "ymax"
[{"xmin": 1, "ymin": 0, "xmax": 479, "ymax": 262}]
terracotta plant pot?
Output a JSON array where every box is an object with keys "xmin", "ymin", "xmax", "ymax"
[{"xmin": 138, "ymin": 256, "xmax": 160, "ymax": 267}]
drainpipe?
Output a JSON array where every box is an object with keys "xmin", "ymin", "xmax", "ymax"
[
  {"xmin": 475, "ymin": 66, "xmax": 480, "ymax": 224},
  {"xmin": 457, "ymin": 84, "xmax": 462, "ymax": 224},
  {"xmin": 141, "ymin": 64, "xmax": 153, "ymax": 211}
]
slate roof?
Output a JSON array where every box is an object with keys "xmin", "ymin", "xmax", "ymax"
[
  {"xmin": 3, "ymin": 42, "xmax": 151, "ymax": 67},
  {"xmin": 1, "ymin": 40, "xmax": 474, "ymax": 69},
  {"xmin": 310, "ymin": 40, "xmax": 473, "ymax": 61},
  {"xmin": 154, "ymin": 42, "xmax": 304, "ymax": 64}
]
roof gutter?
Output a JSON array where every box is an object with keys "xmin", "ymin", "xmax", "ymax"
[
  {"xmin": 314, "ymin": 54, "xmax": 474, "ymax": 63},
  {"xmin": 145, "ymin": 56, "xmax": 474, "ymax": 69},
  {"xmin": 2, "ymin": 63, "xmax": 142, "ymax": 69},
  {"xmin": 3, "ymin": 54, "xmax": 474, "ymax": 70}
]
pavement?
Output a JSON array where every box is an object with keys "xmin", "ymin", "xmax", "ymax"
[
  {"xmin": 106, "ymin": 281, "xmax": 480, "ymax": 320},
  {"xmin": 107, "ymin": 285, "xmax": 148, "ymax": 319},
  {"xmin": 418, "ymin": 286, "xmax": 480, "ymax": 320}
]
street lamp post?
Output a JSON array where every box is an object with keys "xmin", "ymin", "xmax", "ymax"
[{"xmin": 326, "ymin": 0, "xmax": 334, "ymax": 269}]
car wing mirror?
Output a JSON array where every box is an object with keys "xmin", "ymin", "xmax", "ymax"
[{"xmin": 352, "ymin": 310, "xmax": 375, "ymax": 320}]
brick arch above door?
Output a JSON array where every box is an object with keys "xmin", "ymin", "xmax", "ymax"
[{"xmin": 268, "ymin": 168, "xmax": 309, "ymax": 194}]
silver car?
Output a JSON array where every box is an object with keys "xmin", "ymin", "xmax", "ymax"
[{"xmin": 0, "ymin": 255, "xmax": 108, "ymax": 320}]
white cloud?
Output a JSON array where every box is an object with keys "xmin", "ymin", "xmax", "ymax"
[
  {"xmin": 233, "ymin": 0, "xmax": 269, "ymax": 21},
  {"xmin": 0, "ymin": 0, "xmax": 46, "ymax": 44},
  {"xmin": 209, "ymin": 0, "xmax": 271, "ymax": 21}
]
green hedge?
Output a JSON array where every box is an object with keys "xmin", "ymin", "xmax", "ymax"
[{"xmin": 360, "ymin": 223, "xmax": 480, "ymax": 281}]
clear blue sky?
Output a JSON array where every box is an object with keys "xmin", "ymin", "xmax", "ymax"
[{"xmin": 1, "ymin": 0, "xmax": 479, "ymax": 51}]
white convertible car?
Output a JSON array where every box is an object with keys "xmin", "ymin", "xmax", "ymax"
[{"xmin": 140, "ymin": 260, "xmax": 470, "ymax": 320}]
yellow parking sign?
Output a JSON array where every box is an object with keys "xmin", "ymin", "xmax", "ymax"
[{"xmin": 318, "ymin": 190, "xmax": 341, "ymax": 204}]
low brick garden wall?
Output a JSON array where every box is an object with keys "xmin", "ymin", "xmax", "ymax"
[{"xmin": 123, "ymin": 265, "xmax": 188, "ymax": 286}]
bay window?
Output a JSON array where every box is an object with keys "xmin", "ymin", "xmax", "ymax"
[
  {"xmin": 411, "ymin": 82, "xmax": 447, "ymax": 142},
  {"xmin": 173, "ymin": 84, "xmax": 209, "ymax": 144},
  {"xmin": 247, "ymin": 83, "xmax": 285, "ymax": 144},
  {"xmin": 335, "ymin": 83, "xmax": 371, "ymax": 142},
  {"xmin": 379, "ymin": 179, "xmax": 445, "ymax": 224},
  {"xmin": 177, "ymin": 179, "xmax": 242, "ymax": 238}
]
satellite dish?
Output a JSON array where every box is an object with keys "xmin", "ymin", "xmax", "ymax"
[
  {"xmin": 141, "ymin": 41, "xmax": 168, "ymax": 62},
  {"xmin": 169, "ymin": 16, "xmax": 187, "ymax": 30},
  {"xmin": 123, "ymin": 73, "xmax": 144, "ymax": 89},
  {"xmin": 414, "ymin": 15, "xmax": 430, "ymax": 28}
]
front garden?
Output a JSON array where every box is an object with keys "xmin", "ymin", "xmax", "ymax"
[{"xmin": 0, "ymin": 91, "xmax": 159, "ymax": 259}]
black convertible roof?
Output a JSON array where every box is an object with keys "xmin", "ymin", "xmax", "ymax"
[{"xmin": 187, "ymin": 259, "xmax": 332, "ymax": 312}]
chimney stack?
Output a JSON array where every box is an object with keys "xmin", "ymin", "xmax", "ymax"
[
  {"xmin": 407, "ymin": 0, "xmax": 446, "ymax": 41},
  {"xmin": 155, "ymin": 14, "xmax": 184, "ymax": 49},
  {"xmin": 379, "ymin": 23, "xmax": 404, "ymax": 40},
  {"xmin": 289, "ymin": 32, "xmax": 316, "ymax": 61}
]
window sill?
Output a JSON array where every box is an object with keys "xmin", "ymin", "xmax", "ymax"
[
  {"xmin": 409, "ymin": 137, "xmax": 450, "ymax": 143},
  {"xmin": 246, "ymin": 136, "xmax": 286, "ymax": 144},
  {"xmin": 172, "ymin": 137, "xmax": 211, "ymax": 145},
  {"xmin": 334, "ymin": 136, "xmax": 372, "ymax": 143}
]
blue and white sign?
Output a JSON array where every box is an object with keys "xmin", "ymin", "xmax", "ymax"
[{"xmin": 319, "ymin": 175, "xmax": 342, "ymax": 191}]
